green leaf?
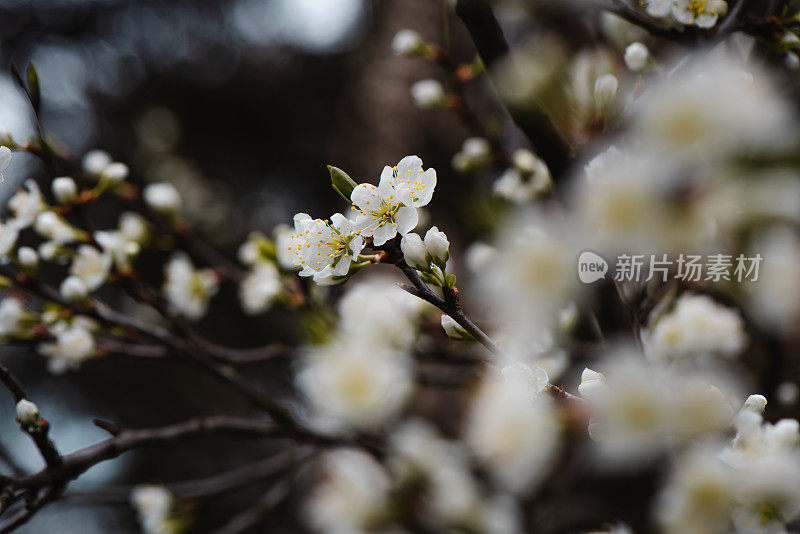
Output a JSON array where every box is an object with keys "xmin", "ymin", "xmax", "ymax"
[
  {"xmin": 26, "ymin": 63, "xmax": 41, "ymax": 115},
  {"xmin": 445, "ymin": 274, "xmax": 457, "ymax": 288},
  {"xmin": 328, "ymin": 165, "xmax": 357, "ymax": 203}
]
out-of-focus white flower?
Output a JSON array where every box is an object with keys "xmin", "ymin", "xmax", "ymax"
[
  {"xmin": 452, "ymin": 137, "xmax": 492, "ymax": 172},
  {"xmin": 777, "ymin": 382, "xmax": 799, "ymax": 407},
  {"xmin": 338, "ymin": 278, "xmax": 422, "ymax": 350},
  {"xmin": 392, "ymin": 28, "xmax": 425, "ymax": 57},
  {"xmin": 38, "ymin": 324, "xmax": 96, "ymax": 373},
  {"xmin": 240, "ymin": 262, "xmax": 281, "ymax": 314},
  {"xmin": 631, "ymin": 53, "xmax": 792, "ymax": 160},
  {"xmin": 34, "ymin": 211, "xmax": 83, "ymax": 243},
  {"xmin": 15, "ymin": 399, "xmax": 38, "ymax": 425},
  {"xmin": 298, "ymin": 338, "xmax": 413, "ymax": 430},
  {"xmin": 131, "ymin": 484, "xmax": 173, "ymax": 534},
  {"xmin": 70, "ymin": 245, "xmax": 111, "ymax": 292},
  {"xmin": 411, "ymin": 79, "xmax": 446, "ymax": 109},
  {"xmin": 0, "ymin": 297, "xmax": 29, "ymax": 341},
  {"xmin": 60, "ymin": 276, "xmax": 88, "ymax": 302},
  {"xmin": 0, "ymin": 146, "xmax": 11, "ymax": 183},
  {"xmin": 656, "ymin": 442, "xmax": 738, "ymax": 534},
  {"xmin": 350, "ymin": 155, "xmax": 436, "ymax": 246},
  {"xmin": 579, "ymin": 350, "xmax": 736, "ymax": 466},
  {"xmin": 672, "ymin": 0, "xmax": 727, "ymax": 28},
  {"xmin": 273, "ymin": 224, "xmax": 300, "ymax": 270},
  {"xmin": 441, "ymin": 314, "xmax": 474, "ymax": 341},
  {"xmin": 646, "ymin": 0, "xmax": 674, "ymax": 17},
  {"xmin": 8, "ymin": 180, "xmax": 46, "ymax": 228},
  {"xmin": 593, "ymin": 73, "xmax": 619, "ymax": 109},
  {"xmin": 493, "ymin": 151, "xmax": 552, "ymax": 203},
  {"xmin": 144, "ymin": 182, "xmax": 182, "ymax": 215},
  {"xmin": 480, "ymin": 212, "xmax": 577, "ymax": 351},
  {"xmin": 644, "ymin": 293, "xmax": 747, "ymax": 365},
  {"xmin": 82, "ymin": 149, "xmax": 112, "ymax": 176},
  {"xmin": 95, "ymin": 230, "xmax": 140, "ymax": 272},
  {"xmin": 51, "ymin": 177, "xmax": 78, "ymax": 204},
  {"xmin": 119, "ymin": 212, "xmax": 149, "ymax": 243},
  {"xmin": 163, "ymin": 253, "xmax": 218, "ymax": 320},
  {"xmin": 745, "ymin": 227, "xmax": 800, "ymax": 329},
  {"xmin": 17, "ymin": 246, "xmax": 38, "ymax": 269},
  {"xmin": 0, "ymin": 220, "xmax": 21, "ymax": 256},
  {"xmin": 37, "ymin": 241, "xmax": 59, "ymax": 262},
  {"xmin": 465, "ymin": 370, "xmax": 560, "ymax": 494},
  {"xmin": 572, "ymin": 146, "xmax": 713, "ymax": 256},
  {"xmin": 624, "ymin": 42, "xmax": 650, "ymax": 72},
  {"xmin": 306, "ymin": 449, "xmax": 389, "ymax": 534},
  {"xmin": 289, "ymin": 212, "xmax": 364, "ymax": 285},
  {"xmin": 465, "ymin": 242, "xmax": 496, "ymax": 272},
  {"xmin": 100, "ymin": 162, "xmax": 129, "ymax": 184}
]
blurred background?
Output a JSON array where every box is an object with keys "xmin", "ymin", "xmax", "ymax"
[{"xmin": 0, "ymin": 0, "xmax": 490, "ymax": 531}]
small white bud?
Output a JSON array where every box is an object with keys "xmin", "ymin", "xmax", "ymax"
[
  {"xmin": 777, "ymin": 382, "xmax": 799, "ymax": 406},
  {"xmin": 401, "ymin": 233, "xmax": 428, "ymax": 270},
  {"xmin": 60, "ymin": 276, "xmax": 88, "ymax": 302},
  {"xmin": 462, "ymin": 137, "xmax": 491, "ymax": 159},
  {"xmin": 143, "ymin": 182, "xmax": 181, "ymax": 214},
  {"xmin": 594, "ymin": 74, "xmax": 618, "ymax": 109},
  {"xmin": 17, "ymin": 246, "xmax": 38, "ymax": 269},
  {"xmin": 624, "ymin": 42, "xmax": 650, "ymax": 72},
  {"xmin": 82, "ymin": 149, "xmax": 112, "ymax": 176},
  {"xmin": 392, "ymin": 29, "xmax": 425, "ymax": 57},
  {"xmin": 101, "ymin": 162, "xmax": 129, "ymax": 184},
  {"xmin": 786, "ymin": 52, "xmax": 800, "ymax": 70},
  {"xmin": 410, "ymin": 79, "xmax": 446, "ymax": 109},
  {"xmin": 423, "ymin": 226, "xmax": 449, "ymax": 266},
  {"xmin": 15, "ymin": 399, "xmax": 39, "ymax": 425},
  {"xmin": 38, "ymin": 241, "xmax": 58, "ymax": 262},
  {"xmin": 52, "ymin": 176, "xmax": 78, "ymax": 204},
  {"xmin": 511, "ymin": 149, "xmax": 538, "ymax": 175},
  {"xmin": 441, "ymin": 314, "xmax": 473, "ymax": 341},
  {"xmin": 119, "ymin": 212, "xmax": 148, "ymax": 243},
  {"xmin": 743, "ymin": 394, "xmax": 767, "ymax": 414}
]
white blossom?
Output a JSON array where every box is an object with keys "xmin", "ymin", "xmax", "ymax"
[
  {"xmin": 645, "ymin": 0, "xmax": 675, "ymax": 17},
  {"xmin": 95, "ymin": 230, "xmax": 140, "ymax": 272},
  {"xmin": 350, "ymin": 155, "xmax": 436, "ymax": 246},
  {"xmin": 100, "ymin": 162, "xmax": 129, "ymax": 184},
  {"xmin": 401, "ymin": 232, "xmax": 427, "ymax": 269},
  {"xmin": 0, "ymin": 146, "xmax": 10, "ymax": 183},
  {"xmin": 410, "ymin": 79, "xmax": 446, "ymax": 109},
  {"xmin": 131, "ymin": 484, "xmax": 174, "ymax": 534},
  {"xmin": 452, "ymin": 137, "xmax": 491, "ymax": 172},
  {"xmin": 424, "ymin": 226, "xmax": 449, "ymax": 266},
  {"xmin": 144, "ymin": 182, "xmax": 182, "ymax": 214},
  {"xmin": 0, "ymin": 219, "xmax": 21, "ymax": 256},
  {"xmin": 8, "ymin": 180, "xmax": 46, "ymax": 228},
  {"xmin": 34, "ymin": 211, "xmax": 83, "ymax": 243},
  {"xmin": 70, "ymin": 245, "xmax": 112, "ymax": 291},
  {"xmin": 306, "ymin": 449, "xmax": 389, "ymax": 534},
  {"xmin": 38, "ymin": 324, "xmax": 96, "ymax": 374},
  {"xmin": 60, "ymin": 276, "xmax": 88, "ymax": 302},
  {"xmin": 82, "ymin": 149, "xmax": 112, "ymax": 176},
  {"xmin": 0, "ymin": 297, "xmax": 30, "ymax": 341},
  {"xmin": 239, "ymin": 262, "xmax": 281, "ymax": 314},
  {"xmin": 17, "ymin": 246, "xmax": 38, "ymax": 269},
  {"xmin": 119, "ymin": 212, "xmax": 149, "ymax": 243},
  {"xmin": 163, "ymin": 253, "xmax": 218, "ymax": 320},
  {"xmin": 465, "ymin": 370, "xmax": 560, "ymax": 493},
  {"xmin": 745, "ymin": 227, "xmax": 800, "ymax": 329},
  {"xmin": 624, "ymin": 42, "xmax": 650, "ymax": 72},
  {"xmin": 298, "ymin": 337, "xmax": 413, "ymax": 430},
  {"xmin": 672, "ymin": 0, "xmax": 728, "ymax": 28},
  {"xmin": 593, "ymin": 73, "xmax": 619, "ymax": 109},
  {"xmin": 392, "ymin": 29, "xmax": 425, "ymax": 57},
  {"xmin": 288, "ymin": 212, "xmax": 364, "ymax": 284},
  {"xmin": 51, "ymin": 177, "xmax": 78, "ymax": 204},
  {"xmin": 15, "ymin": 399, "xmax": 39, "ymax": 425},
  {"xmin": 644, "ymin": 293, "xmax": 747, "ymax": 365}
]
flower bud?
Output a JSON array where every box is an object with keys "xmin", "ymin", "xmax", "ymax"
[
  {"xmin": 101, "ymin": 162, "xmax": 129, "ymax": 184},
  {"xmin": 511, "ymin": 149, "xmax": 538, "ymax": 175},
  {"xmin": 60, "ymin": 275, "xmax": 88, "ymax": 302},
  {"xmin": 441, "ymin": 314, "xmax": 474, "ymax": 341},
  {"xmin": 52, "ymin": 176, "xmax": 78, "ymax": 204},
  {"xmin": 17, "ymin": 246, "xmax": 38, "ymax": 269},
  {"xmin": 423, "ymin": 226, "xmax": 449, "ymax": 266},
  {"xmin": 624, "ymin": 42, "xmax": 650, "ymax": 72},
  {"xmin": 119, "ymin": 212, "xmax": 148, "ymax": 243},
  {"xmin": 38, "ymin": 241, "xmax": 58, "ymax": 262},
  {"xmin": 15, "ymin": 399, "xmax": 39, "ymax": 425},
  {"xmin": 82, "ymin": 149, "xmax": 112, "ymax": 176},
  {"xmin": 743, "ymin": 394, "xmax": 767, "ymax": 414},
  {"xmin": 401, "ymin": 233, "xmax": 428, "ymax": 270},
  {"xmin": 144, "ymin": 182, "xmax": 181, "ymax": 214},
  {"xmin": 594, "ymin": 74, "xmax": 618, "ymax": 109},
  {"xmin": 410, "ymin": 79, "xmax": 446, "ymax": 109},
  {"xmin": 392, "ymin": 29, "xmax": 426, "ymax": 57}
]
